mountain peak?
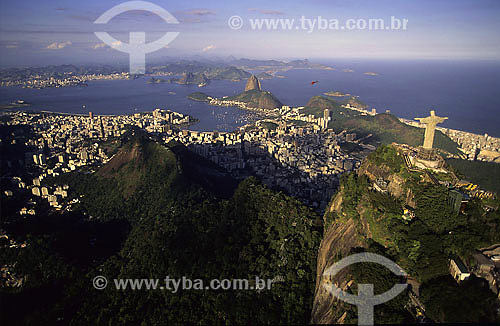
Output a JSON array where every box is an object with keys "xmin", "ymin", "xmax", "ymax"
[
  {"xmin": 244, "ymin": 75, "xmax": 261, "ymax": 92},
  {"xmin": 96, "ymin": 130, "xmax": 236, "ymax": 198}
]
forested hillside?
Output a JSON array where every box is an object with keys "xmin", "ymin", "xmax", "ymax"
[{"xmin": 0, "ymin": 130, "xmax": 322, "ymax": 324}]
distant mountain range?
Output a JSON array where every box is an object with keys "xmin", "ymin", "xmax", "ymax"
[
  {"xmin": 0, "ymin": 58, "xmax": 334, "ymax": 87},
  {"xmin": 148, "ymin": 58, "xmax": 333, "ymax": 79},
  {"xmin": 227, "ymin": 58, "xmax": 334, "ymax": 70},
  {"xmin": 206, "ymin": 66, "xmax": 251, "ymax": 81},
  {"xmin": 166, "ymin": 66, "xmax": 251, "ymax": 85},
  {"xmin": 169, "ymin": 72, "xmax": 210, "ymax": 85}
]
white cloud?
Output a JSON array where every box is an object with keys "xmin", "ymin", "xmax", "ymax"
[
  {"xmin": 46, "ymin": 41, "xmax": 72, "ymax": 50},
  {"xmin": 176, "ymin": 8, "xmax": 216, "ymax": 23},
  {"xmin": 186, "ymin": 9, "xmax": 215, "ymax": 16},
  {"xmin": 202, "ymin": 44, "xmax": 216, "ymax": 52},
  {"xmin": 248, "ymin": 8, "xmax": 284, "ymax": 15}
]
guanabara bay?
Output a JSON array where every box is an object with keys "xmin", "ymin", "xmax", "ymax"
[{"xmin": 1, "ymin": 0, "xmax": 500, "ymax": 325}]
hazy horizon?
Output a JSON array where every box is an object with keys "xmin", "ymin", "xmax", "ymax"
[{"xmin": 1, "ymin": 0, "xmax": 500, "ymax": 67}]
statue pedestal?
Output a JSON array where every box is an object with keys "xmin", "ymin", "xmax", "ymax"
[{"xmin": 411, "ymin": 147, "xmax": 445, "ymax": 170}]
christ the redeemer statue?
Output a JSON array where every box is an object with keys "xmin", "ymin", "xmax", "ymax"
[{"xmin": 415, "ymin": 110, "xmax": 448, "ymax": 150}]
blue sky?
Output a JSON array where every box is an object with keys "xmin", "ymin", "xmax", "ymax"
[{"xmin": 1, "ymin": 0, "xmax": 499, "ymax": 66}]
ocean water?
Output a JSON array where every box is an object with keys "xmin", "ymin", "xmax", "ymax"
[
  {"xmin": 0, "ymin": 78, "xmax": 256, "ymax": 132},
  {"xmin": 1, "ymin": 60, "xmax": 499, "ymax": 136},
  {"xmin": 263, "ymin": 59, "xmax": 500, "ymax": 137}
]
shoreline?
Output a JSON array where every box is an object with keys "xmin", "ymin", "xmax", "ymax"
[
  {"xmin": 3, "ymin": 105, "xmax": 499, "ymax": 163},
  {"xmin": 2, "ymin": 70, "xmax": 499, "ymax": 137},
  {"xmin": 6, "ymin": 105, "xmax": 498, "ymax": 146}
]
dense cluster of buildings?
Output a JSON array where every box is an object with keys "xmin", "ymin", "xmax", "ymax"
[
  {"xmin": 2, "ymin": 97, "xmax": 499, "ymax": 215},
  {"xmin": 165, "ymin": 122, "xmax": 364, "ymax": 210},
  {"xmin": 338, "ymin": 103, "xmax": 500, "ymax": 163},
  {"xmin": 401, "ymin": 118, "xmax": 500, "ymax": 162},
  {"xmin": 207, "ymin": 96, "xmax": 280, "ymax": 114},
  {"xmin": 1, "ymin": 109, "xmax": 196, "ymax": 214},
  {"xmin": 2, "ymin": 100, "xmax": 500, "ymax": 312},
  {"xmin": 326, "ymin": 101, "xmax": 500, "ymax": 163},
  {"xmin": 0, "ymin": 72, "xmax": 130, "ymax": 89},
  {"xmin": 472, "ymin": 245, "xmax": 500, "ymax": 297},
  {"xmin": 450, "ymin": 248, "xmax": 500, "ymax": 299},
  {"xmin": 342, "ymin": 103, "xmax": 378, "ymax": 116},
  {"xmin": 156, "ymin": 104, "xmax": 370, "ymax": 209},
  {"xmin": 443, "ymin": 128, "xmax": 500, "ymax": 162},
  {"xmin": 1, "ymin": 103, "xmax": 369, "ymax": 212}
]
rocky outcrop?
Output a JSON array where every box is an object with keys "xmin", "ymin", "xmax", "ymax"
[
  {"xmin": 256, "ymin": 91, "xmax": 282, "ymax": 109},
  {"xmin": 387, "ymin": 173, "xmax": 406, "ymax": 198},
  {"xmin": 186, "ymin": 73, "xmax": 283, "ymax": 110},
  {"xmin": 147, "ymin": 77, "xmax": 166, "ymax": 84},
  {"xmin": 171, "ymin": 72, "xmax": 209, "ymax": 85},
  {"xmin": 358, "ymin": 159, "xmax": 415, "ymax": 207},
  {"xmin": 312, "ymin": 151, "xmax": 404, "ymax": 324},
  {"xmin": 244, "ymin": 75, "xmax": 261, "ymax": 91},
  {"xmin": 311, "ymin": 191, "xmax": 368, "ymax": 324},
  {"xmin": 228, "ymin": 75, "xmax": 282, "ymax": 109},
  {"xmin": 229, "ymin": 89, "xmax": 282, "ymax": 110},
  {"xmin": 357, "ymin": 160, "xmax": 391, "ymax": 181}
]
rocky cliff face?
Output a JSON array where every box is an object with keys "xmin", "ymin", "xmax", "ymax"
[
  {"xmin": 244, "ymin": 75, "xmax": 261, "ymax": 91},
  {"xmin": 311, "ymin": 190, "xmax": 369, "ymax": 324},
  {"xmin": 312, "ymin": 148, "xmax": 407, "ymax": 324},
  {"xmin": 230, "ymin": 89, "xmax": 282, "ymax": 110},
  {"xmin": 358, "ymin": 159, "xmax": 408, "ymax": 200},
  {"xmin": 312, "ymin": 145, "xmax": 500, "ymax": 324},
  {"xmin": 256, "ymin": 91, "xmax": 282, "ymax": 109}
]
